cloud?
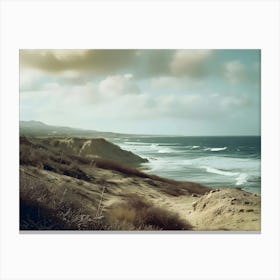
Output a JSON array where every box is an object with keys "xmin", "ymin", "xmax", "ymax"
[
  {"xmin": 21, "ymin": 69, "xmax": 252, "ymax": 124},
  {"xmin": 148, "ymin": 93, "xmax": 250, "ymax": 120},
  {"xmin": 169, "ymin": 50, "xmax": 213, "ymax": 76},
  {"xmin": 98, "ymin": 74, "xmax": 140, "ymax": 96},
  {"xmin": 20, "ymin": 71, "xmax": 255, "ymax": 136},
  {"xmin": 150, "ymin": 76, "xmax": 204, "ymax": 92},
  {"xmin": 19, "ymin": 49, "xmax": 260, "ymax": 135},
  {"xmin": 20, "ymin": 67, "xmax": 93, "ymax": 92},
  {"xmin": 20, "ymin": 49, "xmax": 182, "ymax": 79},
  {"xmin": 134, "ymin": 50, "xmax": 173, "ymax": 77},
  {"xmin": 220, "ymin": 95, "xmax": 250, "ymax": 110},
  {"xmin": 224, "ymin": 60, "xmax": 246, "ymax": 84},
  {"xmin": 20, "ymin": 69, "xmax": 41, "ymax": 91},
  {"xmin": 20, "ymin": 49, "xmax": 137, "ymax": 74}
]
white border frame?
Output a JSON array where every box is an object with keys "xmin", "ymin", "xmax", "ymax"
[{"xmin": 1, "ymin": 1, "xmax": 280, "ymax": 279}]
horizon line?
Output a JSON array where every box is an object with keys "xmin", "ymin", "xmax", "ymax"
[{"xmin": 19, "ymin": 119, "xmax": 261, "ymax": 137}]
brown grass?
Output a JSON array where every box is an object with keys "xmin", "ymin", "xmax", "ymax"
[
  {"xmin": 20, "ymin": 167, "xmax": 193, "ymax": 230},
  {"xmin": 21, "ymin": 174, "xmax": 193, "ymax": 230},
  {"xmin": 20, "ymin": 137, "xmax": 209, "ymax": 195},
  {"xmin": 19, "ymin": 136, "xmax": 208, "ymax": 230},
  {"xmin": 20, "ymin": 175, "xmax": 110, "ymax": 230},
  {"xmin": 107, "ymin": 195, "xmax": 193, "ymax": 230},
  {"xmin": 20, "ymin": 141, "xmax": 93, "ymax": 182}
]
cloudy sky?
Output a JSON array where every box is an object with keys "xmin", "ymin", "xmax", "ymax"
[{"xmin": 20, "ymin": 49, "xmax": 260, "ymax": 136}]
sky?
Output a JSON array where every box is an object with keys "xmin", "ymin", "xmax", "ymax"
[{"xmin": 20, "ymin": 49, "xmax": 260, "ymax": 136}]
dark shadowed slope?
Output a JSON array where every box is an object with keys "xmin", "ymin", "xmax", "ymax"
[{"xmin": 23, "ymin": 136, "xmax": 148, "ymax": 166}]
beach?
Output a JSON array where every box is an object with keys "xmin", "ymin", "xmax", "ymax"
[{"xmin": 20, "ymin": 136, "xmax": 261, "ymax": 231}]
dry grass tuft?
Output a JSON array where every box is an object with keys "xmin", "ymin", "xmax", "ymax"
[
  {"xmin": 20, "ymin": 175, "xmax": 110, "ymax": 230},
  {"xmin": 107, "ymin": 195, "xmax": 193, "ymax": 230}
]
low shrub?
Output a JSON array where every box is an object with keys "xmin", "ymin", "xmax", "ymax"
[
  {"xmin": 20, "ymin": 175, "xmax": 110, "ymax": 230},
  {"xmin": 107, "ymin": 195, "xmax": 193, "ymax": 230}
]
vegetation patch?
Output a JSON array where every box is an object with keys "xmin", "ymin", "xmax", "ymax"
[{"xmin": 107, "ymin": 194, "xmax": 193, "ymax": 230}]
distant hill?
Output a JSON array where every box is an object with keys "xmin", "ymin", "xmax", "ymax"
[
  {"xmin": 19, "ymin": 120, "xmax": 132, "ymax": 138},
  {"xmin": 20, "ymin": 136, "xmax": 148, "ymax": 166}
]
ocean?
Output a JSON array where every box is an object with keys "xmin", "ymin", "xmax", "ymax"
[{"xmin": 112, "ymin": 136, "xmax": 261, "ymax": 194}]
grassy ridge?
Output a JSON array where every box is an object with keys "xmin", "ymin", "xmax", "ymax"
[{"xmin": 20, "ymin": 136, "xmax": 209, "ymax": 230}]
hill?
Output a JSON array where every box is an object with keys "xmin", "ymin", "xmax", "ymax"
[
  {"xmin": 20, "ymin": 136, "xmax": 208, "ymax": 230},
  {"xmin": 20, "ymin": 120, "xmax": 133, "ymax": 138},
  {"xmin": 19, "ymin": 136, "xmax": 260, "ymax": 231},
  {"xmin": 23, "ymin": 136, "xmax": 148, "ymax": 166}
]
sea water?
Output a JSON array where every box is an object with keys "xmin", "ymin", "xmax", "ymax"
[{"xmin": 112, "ymin": 136, "xmax": 261, "ymax": 194}]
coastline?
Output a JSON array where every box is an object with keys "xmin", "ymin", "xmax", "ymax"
[
  {"xmin": 20, "ymin": 136, "xmax": 261, "ymax": 231},
  {"xmin": 114, "ymin": 135, "xmax": 261, "ymax": 194}
]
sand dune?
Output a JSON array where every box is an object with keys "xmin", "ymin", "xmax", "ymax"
[
  {"xmin": 23, "ymin": 136, "xmax": 148, "ymax": 166},
  {"xmin": 20, "ymin": 136, "xmax": 261, "ymax": 231}
]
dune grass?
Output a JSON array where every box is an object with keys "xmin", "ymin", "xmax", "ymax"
[
  {"xmin": 20, "ymin": 173, "xmax": 193, "ymax": 230},
  {"xmin": 20, "ymin": 175, "xmax": 111, "ymax": 230},
  {"xmin": 20, "ymin": 137, "xmax": 209, "ymax": 195},
  {"xmin": 107, "ymin": 194, "xmax": 193, "ymax": 230},
  {"xmin": 19, "ymin": 136, "xmax": 206, "ymax": 230}
]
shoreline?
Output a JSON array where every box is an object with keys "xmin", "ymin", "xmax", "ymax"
[
  {"xmin": 20, "ymin": 136, "xmax": 261, "ymax": 231},
  {"xmin": 139, "ymin": 162, "xmax": 260, "ymax": 195}
]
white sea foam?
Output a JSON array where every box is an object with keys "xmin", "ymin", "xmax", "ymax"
[
  {"xmin": 117, "ymin": 138, "xmax": 260, "ymax": 191},
  {"xmin": 210, "ymin": 147, "xmax": 227, "ymax": 152},
  {"xmin": 124, "ymin": 141, "xmax": 152, "ymax": 146},
  {"xmin": 203, "ymin": 166, "xmax": 238, "ymax": 177},
  {"xmin": 157, "ymin": 147, "xmax": 174, "ymax": 153},
  {"xmin": 204, "ymin": 166, "xmax": 249, "ymax": 185},
  {"xmin": 120, "ymin": 141, "xmax": 181, "ymax": 155},
  {"xmin": 183, "ymin": 156, "xmax": 260, "ymax": 171},
  {"xmin": 150, "ymin": 144, "xmax": 159, "ymax": 148},
  {"xmin": 236, "ymin": 173, "xmax": 248, "ymax": 185},
  {"xmin": 123, "ymin": 141, "xmax": 180, "ymax": 148}
]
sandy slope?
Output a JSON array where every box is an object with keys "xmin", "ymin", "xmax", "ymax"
[{"xmin": 20, "ymin": 163, "xmax": 261, "ymax": 231}]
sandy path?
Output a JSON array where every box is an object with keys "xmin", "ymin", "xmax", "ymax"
[{"xmin": 21, "ymin": 165, "xmax": 261, "ymax": 231}]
